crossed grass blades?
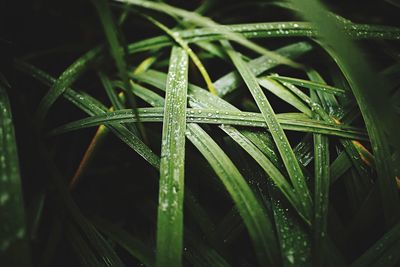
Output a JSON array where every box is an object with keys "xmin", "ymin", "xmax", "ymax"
[{"xmin": 2, "ymin": 0, "xmax": 400, "ymax": 266}]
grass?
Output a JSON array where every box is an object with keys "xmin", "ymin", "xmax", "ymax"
[{"xmin": 3, "ymin": 0, "xmax": 400, "ymax": 266}]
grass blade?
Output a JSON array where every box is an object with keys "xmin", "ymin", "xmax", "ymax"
[
  {"xmin": 0, "ymin": 74, "xmax": 31, "ymax": 266},
  {"xmin": 126, "ymin": 22, "xmax": 400, "ymax": 55},
  {"xmin": 50, "ymin": 108, "xmax": 368, "ymax": 141},
  {"xmin": 310, "ymin": 91, "xmax": 330, "ymax": 267},
  {"xmin": 269, "ymin": 75, "xmax": 348, "ymax": 96},
  {"xmin": 156, "ymin": 46, "xmax": 188, "ymax": 267},
  {"xmin": 35, "ymin": 47, "xmax": 102, "ymax": 126}
]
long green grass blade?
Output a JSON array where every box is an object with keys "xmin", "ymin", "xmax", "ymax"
[
  {"xmin": 0, "ymin": 75, "xmax": 31, "ymax": 266},
  {"xmin": 310, "ymin": 91, "xmax": 330, "ymax": 267},
  {"xmin": 156, "ymin": 46, "xmax": 188, "ymax": 267},
  {"xmin": 50, "ymin": 108, "xmax": 368, "ymax": 141},
  {"xmin": 269, "ymin": 75, "xmax": 348, "ymax": 96},
  {"xmin": 35, "ymin": 47, "xmax": 102, "ymax": 126},
  {"xmin": 126, "ymin": 22, "xmax": 400, "ymax": 55}
]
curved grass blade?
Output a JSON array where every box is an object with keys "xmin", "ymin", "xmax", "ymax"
[
  {"xmin": 35, "ymin": 46, "xmax": 102, "ymax": 126},
  {"xmin": 126, "ymin": 22, "xmax": 400, "ymax": 55},
  {"xmin": 222, "ymin": 40, "xmax": 313, "ymax": 221},
  {"xmin": 269, "ymin": 75, "xmax": 348, "ymax": 96},
  {"xmin": 186, "ymin": 123, "xmax": 280, "ymax": 266},
  {"xmin": 291, "ymin": 0, "xmax": 400, "ymax": 226},
  {"xmin": 117, "ymin": 0, "xmax": 302, "ymax": 68},
  {"xmin": 156, "ymin": 46, "xmax": 188, "ymax": 267},
  {"xmin": 0, "ymin": 75, "xmax": 31, "ymax": 266},
  {"xmin": 50, "ymin": 108, "xmax": 368, "ymax": 141}
]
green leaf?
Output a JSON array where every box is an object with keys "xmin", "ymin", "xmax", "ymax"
[
  {"xmin": 310, "ymin": 91, "xmax": 330, "ymax": 267},
  {"xmin": 50, "ymin": 108, "xmax": 368, "ymax": 141},
  {"xmin": 0, "ymin": 74, "xmax": 31, "ymax": 266},
  {"xmin": 269, "ymin": 75, "xmax": 348, "ymax": 96},
  {"xmin": 35, "ymin": 47, "xmax": 102, "ymax": 126},
  {"xmin": 155, "ymin": 46, "xmax": 188, "ymax": 267}
]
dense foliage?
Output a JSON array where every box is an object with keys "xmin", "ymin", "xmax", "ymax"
[{"xmin": 1, "ymin": 0, "xmax": 400, "ymax": 266}]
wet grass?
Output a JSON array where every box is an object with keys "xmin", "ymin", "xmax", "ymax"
[{"xmin": 2, "ymin": 0, "xmax": 400, "ymax": 266}]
